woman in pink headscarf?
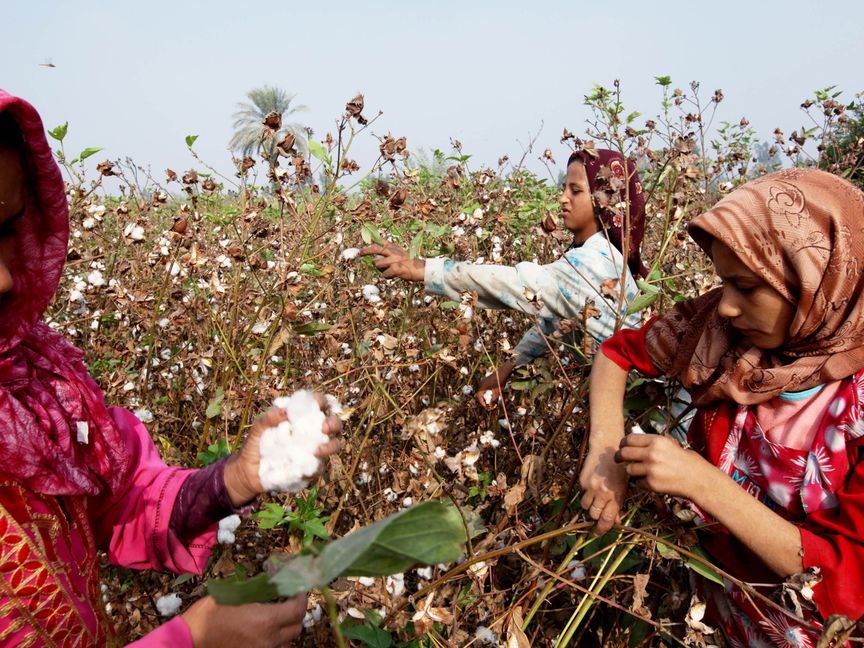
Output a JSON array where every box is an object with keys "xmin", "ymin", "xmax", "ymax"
[
  {"xmin": 360, "ymin": 149, "xmax": 648, "ymax": 405},
  {"xmin": 0, "ymin": 92, "xmax": 341, "ymax": 647}
]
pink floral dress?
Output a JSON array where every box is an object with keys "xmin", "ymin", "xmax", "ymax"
[{"xmin": 694, "ymin": 371, "xmax": 864, "ymax": 648}]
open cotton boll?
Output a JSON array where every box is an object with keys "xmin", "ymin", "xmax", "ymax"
[
  {"xmin": 155, "ymin": 593, "xmax": 183, "ymax": 617},
  {"xmin": 362, "ymin": 284, "xmax": 381, "ymax": 303},
  {"xmin": 474, "ymin": 626, "xmax": 498, "ymax": 645},
  {"xmin": 259, "ymin": 390, "xmax": 340, "ymax": 493},
  {"xmin": 217, "ymin": 514, "xmax": 241, "ymax": 544}
]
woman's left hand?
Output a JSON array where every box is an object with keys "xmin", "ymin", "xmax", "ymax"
[
  {"xmin": 614, "ymin": 433, "xmax": 708, "ymax": 499},
  {"xmin": 224, "ymin": 397, "xmax": 342, "ymax": 507}
]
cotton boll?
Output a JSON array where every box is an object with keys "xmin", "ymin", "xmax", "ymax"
[
  {"xmin": 258, "ymin": 390, "xmax": 341, "ymax": 493},
  {"xmin": 155, "ymin": 593, "xmax": 183, "ymax": 617},
  {"xmin": 324, "ymin": 394, "xmax": 343, "ymax": 416},
  {"xmin": 567, "ymin": 560, "xmax": 587, "ymax": 580},
  {"xmin": 87, "ymin": 270, "xmax": 106, "ymax": 287},
  {"xmin": 341, "ymin": 247, "xmax": 360, "ymax": 261},
  {"xmin": 415, "ymin": 566, "xmax": 433, "ymax": 580},
  {"xmin": 474, "ymin": 626, "xmax": 497, "ymax": 645},
  {"xmin": 303, "ymin": 604, "xmax": 323, "ymax": 629},
  {"xmin": 362, "ymin": 285, "xmax": 381, "ymax": 303},
  {"xmin": 217, "ymin": 514, "xmax": 242, "ymax": 544},
  {"xmin": 385, "ymin": 573, "xmax": 405, "ymax": 597},
  {"xmin": 134, "ymin": 408, "xmax": 155, "ymax": 424}
]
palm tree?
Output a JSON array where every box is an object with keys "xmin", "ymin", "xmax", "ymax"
[{"xmin": 228, "ymin": 86, "xmax": 309, "ymax": 167}]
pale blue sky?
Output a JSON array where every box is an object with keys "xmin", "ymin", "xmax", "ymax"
[{"xmin": 3, "ymin": 1, "xmax": 862, "ymax": 181}]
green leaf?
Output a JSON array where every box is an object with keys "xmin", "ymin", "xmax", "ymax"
[
  {"xmin": 205, "ymin": 387, "xmax": 225, "ymax": 419},
  {"xmin": 685, "ymin": 546, "xmax": 725, "ymax": 586},
  {"xmin": 361, "ymin": 222, "xmax": 383, "ymax": 246},
  {"xmin": 172, "ymin": 573, "xmax": 196, "ymax": 587},
  {"xmin": 185, "ymin": 134, "xmax": 199, "ymax": 148},
  {"xmin": 302, "ymin": 517, "xmax": 330, "ymax": 542},
  {"xmin": 626, "ymin": 111, "xmax": 642, "ymax": 124},
  {"xmin": 79, "ymin": 146, "xmax": 103, "ymax": 161},
  {"xmin": 531, "ymin": 382, "xmax": 553, "ymax": 399},
  {"xmin": 423, "ymin": 222, "xmax": 450, "ymax": 239},
  {"xmin": 439, "ymin": 300, "xmax": 460, "ymax": 310},
  {"xmin": 208, "ymin": 501, "xmax": 467, "ymax": 603},
  {"xmin": 206, "ymin": 571, "xmax": 280, "ymax": 606},
  {"xmin": 657, "ymin": 541, "xmax": 724, "ymax": 585},
  {"xmin": 408, "ymin": 231, "xmax": 424, "ymax": 259},
  {"xmin": 342, "ymin": 624, "xmax": 393, "ymax": 648},
  {"xmin": 655, "ymin": 75, "xmax": 672, "ymax": 87},
  {"xmin": 293, "ymin": 322, "xmax": 332, "ymax": 336},
  {"xmin": 299, "ymin": 262, "xmax": 323, "ymax": 277},
  {"xmin": 255, "ymin": 502, "xmax": 289, "ymax": 529},
  {"xmin": 308, "ymin": 138, "xmax": 330, "ymax": 164},
  {"xmin": 197, "ymin": 438, "xmax": 230, "ymax": 465},
  {"xmin": 625, "ymin": 291, "xmax": 659, "ymax": 316},
  {"xmin": 325, "ymin": 502, "xmax": 466, "ymax": 579},
  {"xmin": 635, "ymin": 279, "xmax": 660, "ymax": 295},
  {"xmin": 49, "ymin": 122, "xmax": 68, "ymax": 142}
]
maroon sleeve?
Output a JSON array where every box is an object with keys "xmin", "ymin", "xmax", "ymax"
[
  {"xmin": 169, "ymin": 457, "xmax": 240, "ymax": 540},
  {"xmin": 599, "ymin": 320, "xmax": 663, "ymax": 377},
  {"xmin": 799, "ymin": 438, "xmax": 864, "ymax": 619}
]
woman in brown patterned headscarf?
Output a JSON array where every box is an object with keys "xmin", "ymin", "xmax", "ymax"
[{"xmin": 579, "ymin": 168, "xmax": 864, "ymax": 645}]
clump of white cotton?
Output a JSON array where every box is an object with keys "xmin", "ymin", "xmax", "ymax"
[
  {"xmin": 258, "ymin": 390, "xmax": 341, "ymax": 493},
  {"xmin": 155, "ymin": 593, "xmax": 183, "ymax": 617},
  {"xmin": 217, "ymin": 514, "xmax": 241, "ymax": 544},
  {"xmin": 362, "ymin": 284, "xmax": 381, "ymax": 303},
  {"xmin": 474, "ymin": 626, "xmax": 498, "ymax": 645}
]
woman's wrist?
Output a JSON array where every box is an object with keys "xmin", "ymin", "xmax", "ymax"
[
  {"xmin": 411, "ymin": 259, "xmax": 426, "ymax": 282},
  {"xmin": 223, "ymin": 455, "xmax": 260, "ymax": 507},
  {"xmin": 678, "ymin": 453, "xmax": 721, "ymax": 505}
]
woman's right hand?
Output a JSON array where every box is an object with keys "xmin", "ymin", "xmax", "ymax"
[
  {"xmin": 360, "ymin": 243, "xmax": 425, "ymax": 282},
  {"xmin": 579, "ymin": 444, "xmax": 629, "ymax": 535},
  {"xmin": 475, "ymin": 361, "xmax": 518, "ymax": 409},
  {"xmin": 181, "ymin": 595, "xmax": 308, "ymax": 648}
]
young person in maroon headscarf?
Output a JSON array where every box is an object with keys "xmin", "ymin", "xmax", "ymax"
[
  {"xmin": 360, "ymin": 149, "xmax": 648, "ymax": 406},
  {"xmin": 581, "ymin": 168, "xmax": 864, "ymax": 644},
  {"xmin": 0, "ymin": 91, "xmax": 341, "ymax": 647}
]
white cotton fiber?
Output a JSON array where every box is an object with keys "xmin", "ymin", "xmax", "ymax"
[
  {"xmin": 217, "ymin": 514, "xmax": 241, "ymax": 544},
  {"xmin": 258, "ymin": 390, "xmax": 341, "ymax": 493},
  {"xmin": 362, "ymin": 285, "xmax": 381, "ymax": 303},
  {"xmin": 155, "ymin": 593, "xmax": 183, "ymax": 617}
]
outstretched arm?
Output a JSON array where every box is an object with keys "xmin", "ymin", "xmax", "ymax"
[{"xmin": 615, "ymin": 433, "xmax": 803, "ymax": 577}]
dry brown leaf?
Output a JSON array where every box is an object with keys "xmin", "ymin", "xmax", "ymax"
[
  {"xmin": 503, "ymin": 482, "xmax": 526, "ymax": 516},
  {"xmin": 631, "ymin": 572, "xmax": 652, "ymax": 618},
  {"xmin": 506, "ymin": 608, "xmax": 530, "ymax": 648},
  {"xmin": 520, "ymin": 454, "xmax": 543, "ymax": 501}
]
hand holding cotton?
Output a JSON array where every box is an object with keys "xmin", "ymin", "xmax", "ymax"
[{"xmin": 258, "ymin": 390, "xmax": 342, "ymax": 493}]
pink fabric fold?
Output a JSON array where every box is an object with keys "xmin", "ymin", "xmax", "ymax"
[
  {"xmin": 90, "ymin": 407, "xmax": 217, "ymax": 574},
  {"xmin": 126, "ymin": 616, "xmax": 194, "ymax": 648},
  {"xmin": 0, "ymin": 89, "xmax": 129, "ymax": 496}
]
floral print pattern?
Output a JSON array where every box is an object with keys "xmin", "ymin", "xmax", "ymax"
[{"xmin": 696, "ymin": 371, "xmax": 864, "ymax": 646}]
